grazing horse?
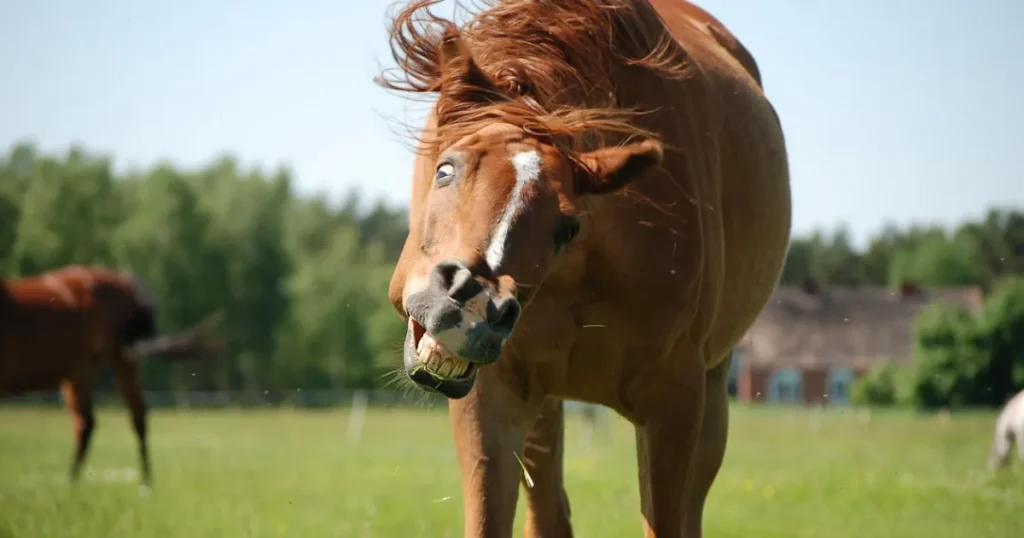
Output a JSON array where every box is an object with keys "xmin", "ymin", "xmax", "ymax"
[
  {"xmin": 378, "ymin": 0, "xmax": 790, "ymax": 536},
  {"xmin": 0, "ymin": 265, "xmax": 223, "ymax": 486},
  {"xmin": 989, "ymin": 388, "xmax": 1024, "ymax": 471}
]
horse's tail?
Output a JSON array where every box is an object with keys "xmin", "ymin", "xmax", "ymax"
[
  {"xmin": 131, "ymin": 311, "xmax": 225, "ymax": 360},
  {"xmin": 119, "ymin": 272, "xmax": 225, "ymax": 360},
  {"xmin": 119, "ymin": 272, "xmax": 159, "ymax": 345}
]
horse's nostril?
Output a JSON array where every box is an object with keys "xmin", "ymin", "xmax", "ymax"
[
  {"xmin": 488, "ymin": 296, "xmax": 521, "ymax": 337},
  {"xmin": 431, "ymin": 260, "xmax": 467, "ymax": 290},
  {"xmin": 447, "ymin": 268, "xmax": 483, "ymax": 304},
  {"xmin": 431, "ymin": 260, "xmax": 482, "ymax": 304}
]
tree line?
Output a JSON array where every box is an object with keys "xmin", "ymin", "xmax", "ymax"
[
  {"xmin": 2, "ymin": 141, "xmax": 1022, "ymax": 401},
  {"xmin": 1, "ymin": 142, "xmax": 407, "ymax": 394},
  {"xmin": 780, "ymin": 212, "xmax": 1024, "ymax": 291}
]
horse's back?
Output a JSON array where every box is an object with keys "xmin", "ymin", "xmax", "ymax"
[
  {"xmin": 631, "ymin": 0, "xmax": 791, "ymax": 366},
  {"xmin": 7, "ymin": 266, "xmax": 132, "ymax": 308},
  {"xmin": 997, "ymin": 389, "xmax": 1024, "ymax": 432},
  {"xmin": 648, "ymin": 0, "xmax": 762, "ymax": 87}
]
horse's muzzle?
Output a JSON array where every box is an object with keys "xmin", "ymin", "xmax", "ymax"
[
  {"xmin": 403, "ymin": 318, "xmax": 477, "ymax": 399},
  {"xmin": 400, "ymin": 259, "xmax": 522, "ymax": 398}
]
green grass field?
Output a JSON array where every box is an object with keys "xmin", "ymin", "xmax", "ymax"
[{"xmin": 0, "ymin": 403, "xmax": 1020, "ymax": 538}]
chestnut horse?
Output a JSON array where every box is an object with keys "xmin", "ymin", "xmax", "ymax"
[
  {"xmin": 0, "ymin": 265, "xmax": 223, "ymax": 486},
  {"xmin": 378, "ymin": 1, "xmax": 790, "ymax": 536}
]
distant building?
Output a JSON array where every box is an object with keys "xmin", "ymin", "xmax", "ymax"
[{"xmin": 729, "ymin": 281, "xmax": 984, "ymax": 405}]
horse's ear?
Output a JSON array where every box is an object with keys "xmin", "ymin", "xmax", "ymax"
[
  {"xmin": 438, "ymin": 26, "xmax": 470, "ymax": 72},
  {"xmin": 438, "ymin": 27, "xmax": 494, "ymax": 87},
  {"xmin": 574, "ymin": 140, "xmax": 664, "ymax": 196},
  {"xmin": 435, "ymin": 26, "xmax": 503, "ymax": 122}
]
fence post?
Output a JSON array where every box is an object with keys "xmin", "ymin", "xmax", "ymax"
[{"xmin": 347, "ymin": 390, "xmax": 369, "ymax": 444}]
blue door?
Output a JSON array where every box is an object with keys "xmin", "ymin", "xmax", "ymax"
[
  {"xmin": 768, "ymin": 368, "xmax": 803, "ymax": 404},
  {"xmin": 727, "ymin": 348, "xmax": 742, "ymax": 397},
  {"xmin": 827, "ymin": 368, "xmax": 856, "ymax": 405}
]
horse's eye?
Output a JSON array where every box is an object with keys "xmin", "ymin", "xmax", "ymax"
[
  {"xmin": 554, "ymin": 215, "xmax": 581, "ymax": 253},
  {"xmin": 434, "ymin": 163, "xmax": 456, "ymax": 186}
]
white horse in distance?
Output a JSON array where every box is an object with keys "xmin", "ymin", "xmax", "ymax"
[{"xmin": 989, "ymin": 388, "xmax": 1024, "ymax": 470}]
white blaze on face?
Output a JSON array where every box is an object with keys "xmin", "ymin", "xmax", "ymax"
[
  {"xmin": 484, "ymin": 150, "xmax": 541, "ymax": 272},
  {"xmin": 413, "ymin": 151, "xmax": 538, "ymax": 379}
]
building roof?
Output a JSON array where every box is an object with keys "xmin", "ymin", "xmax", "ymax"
[{"xmin": 737, "ymin": 282, "xmax": 984, "ymax": 371}]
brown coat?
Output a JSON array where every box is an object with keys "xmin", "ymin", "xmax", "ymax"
[
  {"xmin": 1, "ymin": 265, "xmax": 222, "ymax": 485},
  {"xmin": 379, "ymin": 1, "xmax": 790, "ymax": 536}
]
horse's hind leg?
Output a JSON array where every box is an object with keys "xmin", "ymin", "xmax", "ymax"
[
  {"xmin": 1014, "ymin": 423, "xmax": 1024, "ymax": 464},
  {"xmin": 683, "ymin": 354, "xmax": 732, "ymax": 536},
  {"xmin": 988, "ymin": 427, "xmax": 1011, "ymax": 470},
  {"xmin": 112, "ymin": 356, "xmax": 151, "ymax": 486},
  {"xmin": 988, "ymin": 412, "xmax": 1018, "ymax": 471},
  {"xmin": 522, "ymin": 397, "xmax": 573, "ymax": 538},
  {"xmin": 61, "ymin": 378, "xmax": 96, "ymax": 483}
]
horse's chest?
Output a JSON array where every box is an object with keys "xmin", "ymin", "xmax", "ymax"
[{"xmin": 510, "ymin": 292, "xmax": 679, "ymax": 407}]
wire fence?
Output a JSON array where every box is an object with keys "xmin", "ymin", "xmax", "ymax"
[{"xmin": 0, "ymin": 388, "xmax": 612, "ymax": 415}]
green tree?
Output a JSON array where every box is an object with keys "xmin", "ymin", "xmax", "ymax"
[
  {"xmin": 779, "ymin": 237, "xmax": 813, "ymax": 285},
  {"xmin": 115, "ymin": 165, "xmax": 220, "ymax": 392},
  {"xmin": 906, "ymin": 303, "xmax": 985, "ymax": 409},
  {"xmin": 0, "ymin": 142, "xmax": 34, "ymax": 267},
  {"xmin": 851, "ymin": 362, "xmax": 909, "ymax": 407},
  {"xmin": 796, "ymin": 226, "xmax": 867, "ymax": 286},
  {"xmin": 193, "ymin": 160, "xmax": 292, "ymax": 389},
  {"xmin": 0, "ymin": 187, "xmax": 19, "ymax": 271},
  {"xmin": 889, "ymin": 232, "xmax": 986, "ymax": 287},
  {"xmin": 973, "ymin": 277, "xmax": 1024, "ymax": 406},
  {"xmin": 8, "ymin": 147, "xmax": 124, "ymax": 275}
]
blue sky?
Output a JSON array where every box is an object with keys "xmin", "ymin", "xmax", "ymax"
[{"xmin": 1, "ymin": 0, "xmax": 1021, "ymax": 249}]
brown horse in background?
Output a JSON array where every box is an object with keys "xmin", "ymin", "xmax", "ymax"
[
  {"xmin": 0, "ymin": 265, "xmax": 223, "ymax": 486},
  {"xmin": 379, "ymin": 0, "xmax": 790, "ymax": 536}
]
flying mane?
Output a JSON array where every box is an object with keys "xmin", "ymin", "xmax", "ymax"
[{"xmin": 376, "ymin": 0, "xmax": 693, "ymax": 158}]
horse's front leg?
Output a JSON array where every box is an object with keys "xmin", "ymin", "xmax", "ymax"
[
  {"xmin": 522, "ymin": 397, "xmax": 573, "ymax": 538},
  {"xmin": 634, "ymin": 352, "xmax": 707, "ymax": 538},
  {"xmin": 449, "ymin": 364, "xmax": 541, "ymax": 538}
]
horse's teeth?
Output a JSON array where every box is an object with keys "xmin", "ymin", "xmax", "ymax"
[
  {"xmin": 415, "ymin": 336, "xmax": 471, "ymax": 378},
  {"xmin": 417, "ymin": 333, "xmax": 434, "ymax": 355}
]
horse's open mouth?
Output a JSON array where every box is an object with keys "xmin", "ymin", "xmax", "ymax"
[{"xmin": 405, "ymin": 318, "xmax": 477, "ymax": 399}]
